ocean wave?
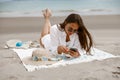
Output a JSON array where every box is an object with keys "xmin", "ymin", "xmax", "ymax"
[
  {"xmin": 53, "ymin": 9, "xmax": 112, "ymax": 13},
  {"xmin": 0, "ymin": 9, "xmax": 119, "ymax": 17}
]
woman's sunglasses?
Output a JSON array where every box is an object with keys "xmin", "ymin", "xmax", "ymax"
[{"xmin": 67, "ymin": 27, "xmax": 78, "ymax": 33}]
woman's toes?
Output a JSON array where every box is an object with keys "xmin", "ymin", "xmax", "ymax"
[
  {"xmin": 46, "ymin": 9, "xmax": 52, "ymax": 17},
  {"xmin": 42, "ymin": 9, "xmax": 52, "ymax": 18}
]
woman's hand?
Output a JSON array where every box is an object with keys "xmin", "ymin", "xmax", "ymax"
[
  {"xmin": 57, "ymin": 46, "xmax": 80, "ymax": 58},
  {"xmin": 68, "ymin": 50, "xmax": 80, "ymax": 58},
  {"xmin": 57, "ymin": 46, "xmax": 69, "ymax": 54}
]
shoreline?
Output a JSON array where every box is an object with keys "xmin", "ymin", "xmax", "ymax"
[{"xmin": 0, "ymin": 8, "xmax": 120, "ymax": 17}]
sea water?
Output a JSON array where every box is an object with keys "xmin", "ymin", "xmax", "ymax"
[{"xmin": 0, "ymin": 0, "xmax": 120, "ymax": 17}]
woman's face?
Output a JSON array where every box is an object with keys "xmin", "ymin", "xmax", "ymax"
[{"xmin": 65, "ymin": 23, "xmax": 79, "ymax": 35}]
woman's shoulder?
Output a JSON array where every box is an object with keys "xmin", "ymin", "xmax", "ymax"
[
  {"xmin": 50, "ymin": 24, "xmax": 59, "ymax": 34},
  {"xmin": 51, "ymin": 24, "xmax": 58, "ymax": 30},
  {"xmin": 51, "ymin": 24, "xmax": 57, "ymax": 28},
  {"xmin": 51, "ymin": 24, "xmax": 64, "ymax": 32}
]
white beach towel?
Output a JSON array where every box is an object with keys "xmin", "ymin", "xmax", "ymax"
[{"xmin": 12, "ymin": 48, "xmax": 117, "ymax": 72}]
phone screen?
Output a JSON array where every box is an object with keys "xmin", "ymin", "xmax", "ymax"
[{"xmin": 70, "ymin": 48, "xmax": 78, "ymax": 52}]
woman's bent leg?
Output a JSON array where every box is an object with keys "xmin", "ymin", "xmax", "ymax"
[{"xmin": 40, "ymin": 9, "xmax": 52, "ymax": 47}]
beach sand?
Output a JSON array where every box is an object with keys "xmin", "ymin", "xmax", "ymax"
[{"xmin": 0, "ymin": 15, "xmax": 120, "ymax": 80}]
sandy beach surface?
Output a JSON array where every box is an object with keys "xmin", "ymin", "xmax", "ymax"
[{"xmin": 0, "ymin": 15, "xmax": 120, "ymax": 80}]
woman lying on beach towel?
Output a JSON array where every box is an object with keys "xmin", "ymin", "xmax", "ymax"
[{"xmin": 40, "ymin": 9, "xmax": 93, "ymax": 58}]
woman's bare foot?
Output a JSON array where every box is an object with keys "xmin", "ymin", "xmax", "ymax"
[{"xmin": 42, "ymin": 9, "xmax": 52, "ymax": 19}]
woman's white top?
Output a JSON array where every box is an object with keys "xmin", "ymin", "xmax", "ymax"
[{"xmin": 41, "ymin": 24, "xmax": 85, "ymax": 55}]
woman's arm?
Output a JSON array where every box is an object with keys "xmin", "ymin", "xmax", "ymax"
[{"xmin": 50, "ymin": 25, "xmax": 69, "ymax": 54}]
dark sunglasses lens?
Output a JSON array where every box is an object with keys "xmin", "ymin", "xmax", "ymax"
[
  {"xmin": 74, "ymin": 30, "xmax": 78, "ymax": 33},
  {"xmin": 68, "ymin": 28, "xmax": 73, "ymax": 32},
  {"xmin": 68, "ymin": 27, "xmax": 77, "ymax": 33}
]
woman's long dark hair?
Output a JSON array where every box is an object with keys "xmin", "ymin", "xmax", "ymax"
[{"xmin": 60, "ymin": 13, "xmax": 93, "ymax": 53}]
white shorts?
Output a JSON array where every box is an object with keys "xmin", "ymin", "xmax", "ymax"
[{"xmin": 41, "ymin": 34, "xmax": 51, "ymax": 49}]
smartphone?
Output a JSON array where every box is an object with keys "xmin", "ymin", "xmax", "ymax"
[{"xmin": 70, "ymin": 48, "xmax": 78, "ymax": 52}]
